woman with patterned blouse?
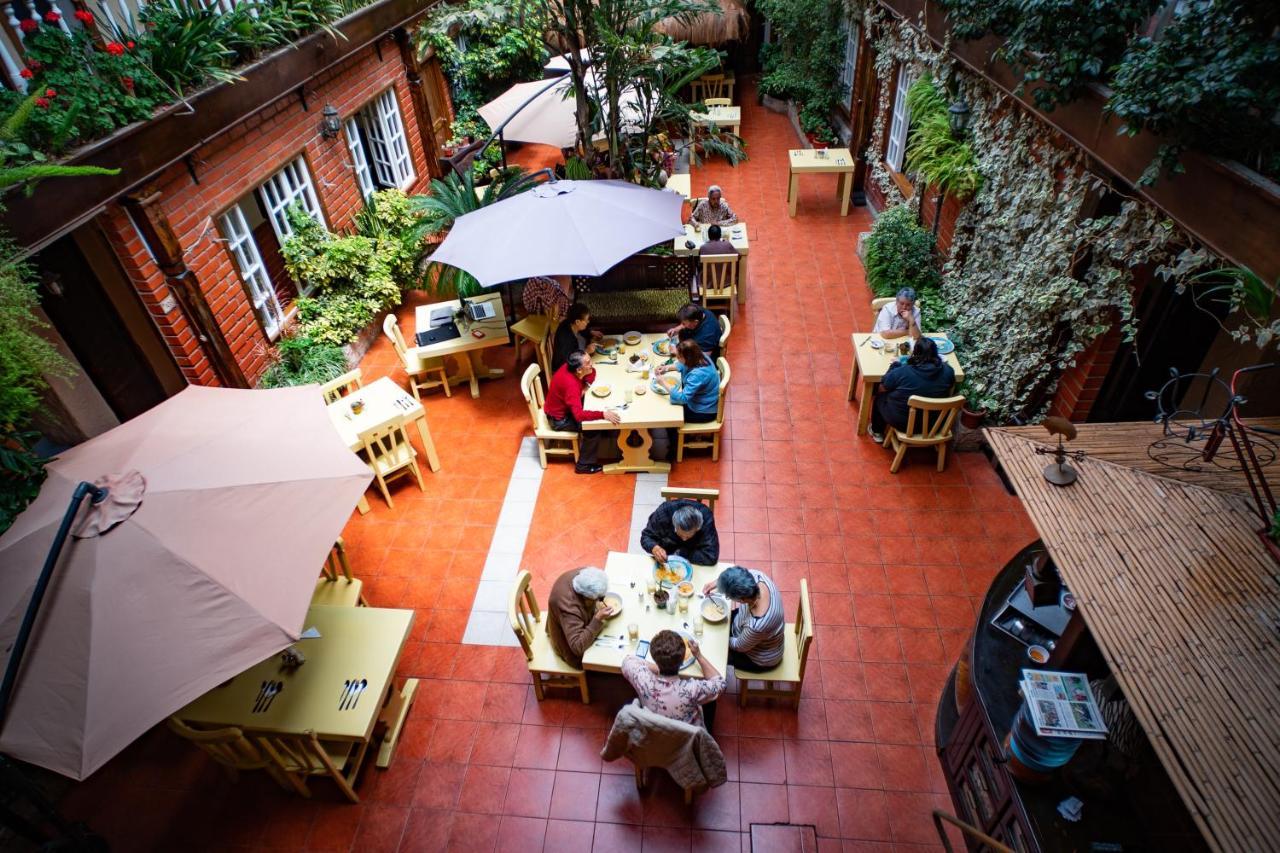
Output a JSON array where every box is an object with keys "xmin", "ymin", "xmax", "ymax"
[
  {"xmin": 690, "ymin": 185, "xmax": 737, "ymax": 226},
  {"xmin": 621, "ymin": 629, "xmax": 725, "ymax": 730}
]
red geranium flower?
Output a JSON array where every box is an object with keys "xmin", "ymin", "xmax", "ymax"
[
  {"xmin": 74, "ymin": 9, "xmax": 93, "ymax": 24},
  {"xmin": 105, "ymin": 41, "xmax": 125, "ymax": 55},
  {"xmin": 43, "ymin": 10, "xmax": 59, "ymax": 22},
  {"xmin": 18, "ymin": 19, "xmax": 38, "ymax": 32},
  {"xmin": 121, "ymin": 76, "xmax": 134, "ymax": 92},
  {"xmin": 19, "ymin": 68, "xmax": 32, "ymax": 79},
  {"xmin": 45, "ymin": 88, "xmax": 56, "ymax": 98},
  {"xmin": 34, "ymin": 98, "xmax": 49, "ymax": 108},
  {"xmin": 125, "ymin": 40, "xmax": 135, "ymax": 49}
]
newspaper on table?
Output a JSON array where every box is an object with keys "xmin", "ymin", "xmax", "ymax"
[{"xmin": 1020, "ymin": 669, "xmax": 1108, "ymax": 740}]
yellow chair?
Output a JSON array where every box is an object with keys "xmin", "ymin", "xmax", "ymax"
[
  {"xmin": 311, "ymin": 537, "xmax": 368, "ymax": 607},
  {"xmin": 699, "ymin": 254, "xmax": 738, "ymax": 319},
  {"xmin": 319, "ymin": 369, "xmax": 362, "ymax": 404},
  {"xmin": 695, "ymin": 73, "xmax": 729, "ymax": 101},
  {"xmin": 883, "ymin": 395, "xmax": 966, "ymax": 473},
  {"xmin": 382, "ymin": 314, "xmax": 451, "ymax": 399},
  {"xmin": 358, "ymin": 421, "xmax": 425, "ymax": 509},
  {"xmin": 676, "ymin": 357, "xmax": 730, "ymax": 462},
  {"xmin": 166, "ymin": 717, "xmax": 279, "ymax": 785},
  {"xmin": 737, "ymin": 578, "xmax": 814, "ymax": 708},
  {"xmin": 520, "ymin": 363, "xmax": 580, "ymax": 468},
  {"xmin": 256, "ymin": 731, "xmax": 361, "ymax": 804},
  {"xmin": 510, "ymin": 570, "xmax": 590, "ymax": 703},
  {"xmin": 717, "ymin": 314, "xmax": 731, "ymax": 357},
  {"xmin": 871, "ymin": 296, "xmax": 894, "ymax": 313},
  {"xmin": 511, "ymin": 313, "xmax": 552, "ymax": 379},
  {"xmin": 659, "ymin": 486, "xmax": 719, "ymax": 513}
]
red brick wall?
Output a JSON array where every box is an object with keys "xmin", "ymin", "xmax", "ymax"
[
  {"xmin": 1049, "ymin": 327, "xmax": 1123, "ymax": 421},
  {"xmin": 917, "ymin": 184, "xmax": 963, "ymax": 257},
  {"xmin": 97, "ymin": 38, "xmax": 434, "ymax": 387}
]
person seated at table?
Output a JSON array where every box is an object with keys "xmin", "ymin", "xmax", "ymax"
[
  {"xmin": 872, "ymin": 287, "xmax": 922, "ymax": 341},
  {"xmin": 666, "ymin": 304, "xmax": 720, "ymax": 359},
  {"xmin": 690, "ymin": 185, "xmax": 737, "ymax": 227},
  {"xmin": 547, "ymin": 566, "xmax": 618, "ymax": 668},
  {"xmin": 657, "ymin": 340, "xmax": 720, "ymax": 424},
  {"xmin": 641, "ymin": 498, "xmax": 719, "ymax": 565},
  {"xmin": 869, "ymin": 336, "xmax": 956, "ymax": 444},
  {"xmin": 702, "ymin": 565, "xmax": 784, "ymax": 672},
  {"xmin": 698, "ymin": 224, "xmax": 737, "ymax": 258},
  {"xmin": 551, "ymin": 303, "xmax": 601, "ymax": 372},
  {"xmin": 545, "ymin": 350, "xmax": 621, "ymax": 474},
  {"xmin": 621, "ymin": 630, "xmax": 724, "ymax": 730}
]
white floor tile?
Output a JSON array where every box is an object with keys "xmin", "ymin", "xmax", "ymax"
[{"xmin": 472, "ymin": 579, "xmax": 512, "ymax": 612}]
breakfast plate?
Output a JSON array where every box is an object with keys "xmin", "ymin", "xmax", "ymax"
[
  {"xmin": 652, "ymin": 338, "xmax": 676, "ymax": 357},
  {"xmin": 653, "ymin": 555, "xmax": 693, "ymax": 587},
  {"xmin": 590, "ymin": 385, "xmax": 611, "ymax": 398},
  {"xmin": 928, "ymin": 335, "xmax": 956, "ymax": 355},
  {"xmin": 651, "ymin": 373, "xmax": 681, "ymax": 395}
]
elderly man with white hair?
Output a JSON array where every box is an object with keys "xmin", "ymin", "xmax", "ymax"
[
  {"xmin": 547, "ymin": 566, "xmax": 618, "ymax": 667},
  {"xmin": 872, "ymin": 287, "xmax": 923, "ymax": 341},
  {"xmin": 690, "ymin": 185, "xmax": 737, "ymax": 226}
]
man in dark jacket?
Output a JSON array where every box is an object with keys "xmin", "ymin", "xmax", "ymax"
[
  {"xmin": 870, "ymin": 336, "xmax": 956, "ymax": 443},
  {"xmin": 640, "ymin": 500, "xmax": 719, "ymax": 565}
]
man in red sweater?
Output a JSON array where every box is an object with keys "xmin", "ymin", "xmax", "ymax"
[{"xmin": 545, "ymin": 350, "xmax": 621, "ymax": 474}]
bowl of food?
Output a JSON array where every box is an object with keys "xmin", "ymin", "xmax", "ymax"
[
  {"xmin": 701, "ymin": 595, "xmax": 729, "ymax": 623},
  {"xmin": 628, "ymin": 353, "xmax": 648, "ymax": 364},
  {"xmin": 651, "ymin": 373, "xmax": 681, "ymax": 395},
  {"xmin": 602, "ymin": 592, "xmax": 623, "ymax": 618},
  {"xmin": 634, "ymin": 384, "xmax": 647, "ymax": 396},
  {"xmin": 1027, "ymin": 645, "xmax": 1050, "ymax": 664},
  {"xmin": 676, "ymin": 581, "xmax": 695, "ymax": 598},
  {"xmin": 590, "ymin": 385, "xmax": 611, "ymax": 398},
  {"xmin": 623, "ymin": 331, "xmax": 643, "ymax": 346},
  {"xmin": 653, "ymin": 555, "xmax": 693, "ymax": 587}
]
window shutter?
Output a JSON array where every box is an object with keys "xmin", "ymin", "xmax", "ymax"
[
  {"xmin": 219, "ymin": 204, "xmax": 284, "ymax": 339},
  {"xmin": 345, "ymin": 118, "xmax": 375, "ymax": 201}
]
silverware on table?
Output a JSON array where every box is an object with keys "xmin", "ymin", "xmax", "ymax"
[
  {"xmin": 338, "ymin": 679, "xmax": 352, "ymax": 709},
  {"xmin": 252, "ymin": 680, "xmax": 269, "ymax": 713},
  {"xmin": 348, "ymin": 679, "xmax": 368, "ymax": 709}
]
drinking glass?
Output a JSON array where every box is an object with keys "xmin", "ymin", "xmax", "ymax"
[
  {"xmin": 627, "ymin": 623, "xmax": 640, "ymax": 643},
  {"xmin": 625, "ymin": 388, "xmax": 634, "ymax": 404},
  {"xmin": 693, "ymin": 614, "xmax": 704, "ymax": 637},
  {"xmin": 646, "ymin": 579, "xmax": 657, "ymax": 596},
  {"xmin": 677, "ymin": 596, "xmax": 689, "ymax": 615}
]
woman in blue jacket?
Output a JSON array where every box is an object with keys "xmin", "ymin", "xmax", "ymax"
[{"xmin": 659, "ymin": 339, "xmax": 721, "ymax": 423}]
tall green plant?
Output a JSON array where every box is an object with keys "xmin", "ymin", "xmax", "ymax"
[
  {"xmin": 904, "ymin": 76, "xmax": 982, "ymax": 200},
  {"xmin": 257, "ymin": 333, "xmax": 348, "ymax": 388},
  {"xmin": 862, "ymin": 205, "xmax": 941, "ymax": 298},
  {"xmin": 756, "ymin": 0, "xmax": 846, "ymax": 139}
]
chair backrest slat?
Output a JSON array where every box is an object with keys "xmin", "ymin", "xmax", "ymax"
[
  {"xmin": 509, "ymin": 570, "xmax": 539, "ymax": 661},
  {"xmin": 700, "ymin": 254, "xmax": 737, "ymax": 297},
  {"xmin": 320, "ymin": 368, "xmax": 362, "ymax": 404},
  {"xmin": 795, "ymin": 579, "xmax": 814, "ymax": 680},
  {"xmin": 382, "ymin": 314, "xmax": 410, "ymax": 362},
  {"xmin": 903, "ymin": 395, "xmax": 966, "ymax": 440},
  {"xmin": 520, "ymin": 363, "xmax": 547, "ymax": 430},
  {"xmin": 659, "ymin": 487, "xmax": 720, "ymax": 511}
]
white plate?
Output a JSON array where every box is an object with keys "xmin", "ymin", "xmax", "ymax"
[
  {"xmin": 868, "ymin": 338, "xmax": 883, "ymax": 349},
  {"xmin": 591, "ymin": 385, "xmax": 611, "ymax": 398},
  {"xmin": 701, "ymin": 595, "xmax": 729, "ymax": 623},
  {"xmin": 623, "ymin": 331, "xmax": 643, "ymax": 345}
]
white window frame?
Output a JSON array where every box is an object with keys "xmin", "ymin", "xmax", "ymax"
[
  {"xmin": 839, "ymin": 20, "xmax": 860, "ymax": 108},
  {"xmin": 885, "ymin": 65, "xmax": 915, "ymax": 173},
  {"xmin": 219, "ymin": 204, "xmax": 285, "ymax": 340},
  {"xmin": 358, "ymin": 89, "xmax": 416, "ymax": 191},
  {"xmin": 345, "ymin": 118, "xmax": 375, "ymax": 201},
  {"xmin": 258, "ymin": 156, "xmax": 324, "ymax": 244}
]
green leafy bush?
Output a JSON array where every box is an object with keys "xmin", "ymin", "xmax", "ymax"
[
  {"xmin": 904, "ymin": 76, "xmax": 982, "ymax": 200},
  {"xmin": 756, "ymin": 0, "xmax": 846, "ymax": 140},
  {"xmin": 257, "ymin": 333, "xmax": 348, "ymax": 388},
  {"xmin": 862, "ymin": 205, "xmax": 941, "ymax": 298}
]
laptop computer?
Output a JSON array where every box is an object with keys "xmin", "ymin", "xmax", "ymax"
[
  {"xmin": 465, "ymin": 300, "xmax": 497, "ymax": 322},
  {"xmin": 415, "ymin": 322, "xmax": 461, "ymax": 347}
]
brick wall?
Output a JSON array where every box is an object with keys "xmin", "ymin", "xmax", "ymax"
[
  {"xmin": 917, "ymin": 184, "xmax": 962, "ymax": 257},
  {"xmin": 1049, "ymin": 326, "xmax": 1123, "ymax": 421},
  {"xmin": 98, "ymin": 38, "xmax": 435, "ymax": 387}
]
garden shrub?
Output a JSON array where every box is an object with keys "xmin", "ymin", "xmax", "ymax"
[
  {"xmin": 257, "ymin": 333, "xmax": 348, "ymax": 388},
  {"xmin": 862, "ymin": 205, "xmax": 941, "ymax": 298}
]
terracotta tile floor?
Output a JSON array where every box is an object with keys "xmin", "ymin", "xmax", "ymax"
[{"xmin": 54, "ymin": 79, "xmax": 1037, "ymax": 851}]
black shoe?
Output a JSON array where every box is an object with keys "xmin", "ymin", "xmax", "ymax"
[{"xmin": 575, "ymin": 463, "xmax": 603, "ymax": 474}]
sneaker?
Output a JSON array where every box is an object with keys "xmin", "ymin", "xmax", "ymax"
[
  {"xmin": 869, "ymin": 430, "xmax": 885, "ymax": 444},
  {"xmin": 574, "ymin": 463, "xmax": 603, "ymax": 474}
]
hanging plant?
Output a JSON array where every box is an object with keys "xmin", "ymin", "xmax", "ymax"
[{"xmin": 903, "ymin": 75, "xmax": 982, "ymax": 200}]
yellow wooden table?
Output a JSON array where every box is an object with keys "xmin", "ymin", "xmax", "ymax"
[
  {"xmin": 690, "ymin": 105, "xmax": 741, "ymax": 138},
  {"xmin": 787, "ymin": 148, "xmax": 856, "ymax": 217},
  {"xmin": 673, "ymin": 222, "xmax": 750, "ymax": 302},
  {"xmin": 583, "ymin": 334, "xmax": 685, "ymax": 474},
  {"xmin": 847, "ymin": 332, "xmax": 966, "ymax": 435},
  {"xmin": 582, "ymin": 551, "xmax": 731, "ymax": 679},
  {"xmin": 412, "ymin": 291, "xmax": 510, "ymax": 398},
  {"xmin": 176, "ymin": 605, "xmax": 419, "ymax": 770},
  {"xmin": 666, "ymin": 173, "xmax": 691, "ymax": 200},
  {"xmin": 327, "ymin": 376, "xmax": 439, "ymax": 515}
]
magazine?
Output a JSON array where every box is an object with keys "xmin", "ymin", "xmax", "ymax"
[{"xmin": 1021, "ymin": 669, "xmax": 1108, "ymax": 740}]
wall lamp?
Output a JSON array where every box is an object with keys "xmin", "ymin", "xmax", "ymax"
[{"xmin": 320, "ymin": 105, "xmax": 341, "ymax": 139}]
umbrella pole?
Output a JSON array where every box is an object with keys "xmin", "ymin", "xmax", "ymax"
[{"xmin": 0, "ymin": 482, "xmax": 109, "ymax": 850}]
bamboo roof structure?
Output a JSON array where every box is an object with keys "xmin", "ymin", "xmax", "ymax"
[
  {"xmin": 986, "ymin": 427, "xmax": 1280, "ymax": 853},
  {"xmin": 654, "ymin": 0, "xmax": 749, "ymax": 45}
]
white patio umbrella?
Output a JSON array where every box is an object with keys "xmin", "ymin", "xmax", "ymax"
[
  {"xmin": 543, "ymin": 48, "xmax": 592, "ymax": 75},
  {"xmin": 477, "ymin": 71, "xmax": 643, "ymax": 149},
  {"xmin": 428, "ymin": 179, "xmax": 685, "ymax": 287},
  {"xmin": 0, "ymin": 385, "xmax": 371, "ymax": 779}
]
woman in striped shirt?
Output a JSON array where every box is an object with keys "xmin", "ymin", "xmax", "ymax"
[{"xmin": 703, "ymin": 565, "xmax": 785, "ymax": 671}]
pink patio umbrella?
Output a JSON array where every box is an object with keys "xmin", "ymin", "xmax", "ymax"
[
  {"xmin": 0, "ymin": 385, "xmax": 371, "ymax": 779},
  {"xmin": 428, "ymin": 178, "xmax": 685, "ymax": 287}
]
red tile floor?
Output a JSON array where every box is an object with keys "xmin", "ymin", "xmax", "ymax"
[{"xmin": 55, "ymin": 79, "xmax": 1038, "ymax": 851}]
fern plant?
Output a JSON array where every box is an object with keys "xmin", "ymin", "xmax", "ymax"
[{"xmin": 904, "ymin": 76, "xmax": 983, "ymax": 200}]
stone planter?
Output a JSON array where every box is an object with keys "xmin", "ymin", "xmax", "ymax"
[{"xmin": 343, "ymin": 310, "xmax": 388, "ymax": 367}]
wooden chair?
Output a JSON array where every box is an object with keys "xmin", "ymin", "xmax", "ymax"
[
  {"xmin": 510, "ymin": 570, "xmax": 590, "ymax": 703},
  {"xmin": 717, "ymin": 314, "xmax": 731, "ymax": 357},
  {"xmin": 659, "ymin": 486, "xmax": 719, "ymax": 513},
  {"xmin": 703, "ymin": 97, "xmax": 732, "ymax": 108},
  {"xmin": 166, "ymin": 717, "xmax": 280, "ymax": 785},
  {"xmin": 382, "ymin": 314, "xmax": 450, "ymax": 399},
  {"xmin": 357, "ymin": 421, "xmax": 425, "ymax": 509},
  {"xmin": 311, "ymin": 537, "xmax": 368, "ymax": 607},
  {"xmin": 871, "ymin": 296, "xmax": 894, "ymax": 313},
  {"xmin": 511, "ymin": 313, "xmax": 552, "ymax": 379},
  {"xmin": 256, "ymin": 731, "xmax": 361, "ymax": 803},
  {"xmin": 676, "ymin": 357, "xmax": 730, "ymax": 462},
  {"xmin": 884, "ymin": 395, "xmax": 965, "ymax": 473},
  {"xmin": 699, "ymin": 254, "xmax": 738, "ymax": 319},
  {"xmin": 737, "ymin": 579, "xmax": 814, "ymax": 708},
  {"xmin": 520, "ymin": 363, "xmax": 580, "ymax": 468},
  {"xmin": 319, "ymin": 369, "xmax": 362, "ymax": 404},
  {"xmin": 695, "ymin": 73, "xmax": 729, "ymax": 101}
]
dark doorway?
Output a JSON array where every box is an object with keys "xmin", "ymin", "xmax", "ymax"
[
  {"xmin": 1089, "ymin": 270, "xmax": 1229, "ymax": 423},
  {"xmin": 36, "ymin": 234, "xmax": 169, "ymax": 422}
]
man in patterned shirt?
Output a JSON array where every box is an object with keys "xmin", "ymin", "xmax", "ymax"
[{"xmin": 690, "ymin": 185, "xmax": 737, "ymax": 226}]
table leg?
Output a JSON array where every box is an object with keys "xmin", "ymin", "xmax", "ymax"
[
  {"xmin": 847, "ymin": 356, "xmax": 861, "ymax": 402},
  {"xmin": 602, "ymin": 428, "xmax": 671, "ymax": 474},
  {"xmin": 737, "ymin": 254, "xmax": 748, "ymax": 303},
  {"xmin": 357, "ymin": 494, "xmax": 370, "ymax": 515},
  {"xmin": 375, "ymin": 678, "xmax": 419, "ymax": 768},
  {"xmin": 788, "ymin": 174, "xmax": 798, "ymax": 217},
  {"xmin": 414, "ymin": 416, "xmax": 441, "ymax": 472},
  {"xmin": 857, "ymin": 378, "xmax": 877, "ymax": 436},
  {"xmin": 840, "ymin": 172, "xmax": 853, "ymax": 217}
]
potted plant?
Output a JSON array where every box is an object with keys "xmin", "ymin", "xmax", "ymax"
[
  {"xmin": 956, "ymin": 379, "xmax": 988, "ymax": 429},
  {"xmin": 800, "ymin": 104, "xmax": 835, "ymax": 149}
]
